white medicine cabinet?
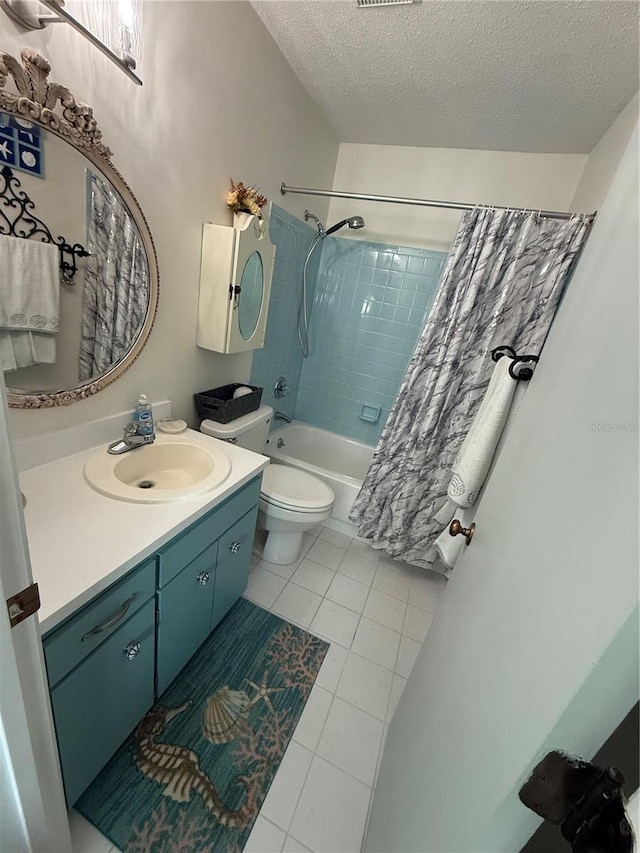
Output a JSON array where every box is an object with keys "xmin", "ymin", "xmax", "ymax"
[{"xmin": 197, "ymin": 204, "xmax": 276, "ymax": 354}]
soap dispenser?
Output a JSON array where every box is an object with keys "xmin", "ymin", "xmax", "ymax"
[{"xmin": 135, "ymin": 394, "xmax": 154, "ymax": 436}]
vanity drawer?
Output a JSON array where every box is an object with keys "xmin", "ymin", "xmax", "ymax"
[
  {"xmin": 44, "ymin": 557, "xmax": 156, "ymax": 688},
  {"xmin": 50, "ymin": 598, "xmax": 155, "ymax": 806},
  {"xmin": 158, "ymin": 475, "xmax": 261, "ymax": 587}
]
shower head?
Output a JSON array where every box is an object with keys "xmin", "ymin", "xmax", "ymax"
[{"xmin": 325, "ymin": 215, "xmax": 366, "ymax": 236}]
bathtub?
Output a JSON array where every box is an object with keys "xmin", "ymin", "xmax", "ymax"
[{"xmin": 264, "ymin": 423, "xmax": 375, "ymax": 533}]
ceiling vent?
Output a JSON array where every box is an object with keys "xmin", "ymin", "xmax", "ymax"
[{"xmin": 357, "ymin": 0, "xmax": 421, "ymax": 7}]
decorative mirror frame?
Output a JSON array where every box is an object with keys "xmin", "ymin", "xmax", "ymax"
[{"xmin": 0, "ymin": 47, "xmax": 159, "ymax": 408}]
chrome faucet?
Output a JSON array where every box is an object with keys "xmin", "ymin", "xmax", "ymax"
[
  {"xmin": 107, "ymin": 420, "xmax": 155, "ymax": 455},
  {"xmin": 274, "ymin": 411, "xmax": 292, "ymax": 424}
]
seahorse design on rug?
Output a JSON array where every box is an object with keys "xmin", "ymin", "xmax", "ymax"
[{"xmin": 134, "ymin": 703, "xmax": 251, "ymax": 829}]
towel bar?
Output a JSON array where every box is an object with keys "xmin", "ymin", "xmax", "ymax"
[{"xmin": 491, "ymin": 345, "xmax": 539, "ymax": 381}]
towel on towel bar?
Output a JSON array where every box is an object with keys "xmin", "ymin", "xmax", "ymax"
[{"xmin": 434, "ymin": 356, "xmax": 519, "ymax": 570}]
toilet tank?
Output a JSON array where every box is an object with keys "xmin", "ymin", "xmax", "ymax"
[{"xmin": 200, "ymin": 405, "xmax": 273, "ymax": 453}]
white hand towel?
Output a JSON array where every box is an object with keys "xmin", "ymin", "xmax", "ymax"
[
  {"xmin": 0, "ymin": 235, "xmax": 60, "ymax": 334},
  {"xmin": 447, "ymin": 356, "xmax": 517, "ymax": 508},
  {"xmin": 0, "ymin": 329, "xmax": 56, "ymax": 371}
]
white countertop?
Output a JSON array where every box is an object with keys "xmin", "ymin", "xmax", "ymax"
[{"xmin": 19, "ymin": 429, "xmax": 269, "ymax": 635}]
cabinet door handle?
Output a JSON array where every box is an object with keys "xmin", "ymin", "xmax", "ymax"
[
  {"xmin": 123, "ymin": 641, "xmax": 141, "ymax": 660},
  {"xmin": 197, "ymin": 571, "xmax": 210, "ymax": 586},
  {"xmin": 229, "ymin": 542, "xmax": 241, "ymax": 554},
  {"xmin": 81, "ymin": 593, "xmax": 136, "ymax": 641}
]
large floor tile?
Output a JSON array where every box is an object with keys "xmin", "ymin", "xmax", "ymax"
[
  {"xmin": 68, "ymin": 810, "xmax": 114, "ymax": 853},
  {"xmin": 396, "ymin": 635, "xmax": 421, "ymax": 678},
  {"xmin": 351, "ymin": 617, "xmax": 401, "ymax": 670},
  {"xmin": 292, "ymin": 684, "xmax": 334, "ymax": 751},
  {"xmin": 282, "ymin": 835, "xmax": 313, "ymax": 853},
  {"xmin": 363, "ymin": 587, "xmax": 407, "ymax": 632},
  {"xmin": 336, "ymin": 651, "xmax": 393, "ymax": 721},
  {"xmin": 300, "ymin": 532, "xmax": 316, "ymax": 556},
  {"xmin": 272, "ymin": 583, "xmax": 322, "ymax": 629},
  {"xmin": 306, "ymin": 539, "xmax": 346, "ymax": 570},
  {"xmin": 338, "ymin": 552, "xmax": 378, "ymax": 585},
  {"xmin": 260, "ymin": 741, "xmax": 314, "ymax": 832},
  {"xmin": 244, "ymin": 815, "xmax": 286, "ymax": 853},
  {"xmin": 316, "ymin": 697, "xmax": 384, "ymax": 786},
  {"xmin": 260, "ymin": 556, "xmax": 301, "ymax": 581},
  {"xmin": 403, "ymin": 604, "xmax": 434, "ymax": 642},
  {"xmin": 290, "ymin": 558, "xmax": 336, "ymax": 596},
  {"xmin": 347, "ymin": 538, "xmax": 381, "ymax": 564},
  {"xmin": 313, "ymin": 642, "xmax": 348, "ymax": 693},
  {"xmin": 244, "ymin": 567, "xmax": 288, "ymax": 609},
  {"xmin": 387, "ymin": 673, "xmax": 407, "ymax": 721},
  {"xmin": 325, "ymin": 573, "xmax": 369, "ymax": 613},
  {"xmin": 319, "ymin": 526, "xmax": 353, "ymax": 549},
  {"xmin": 289, "ymin": 756, "xmax": 371, "ymax": 853},
  {"xmin": 372, "ymin": 560, "xmax": 414, "ymax": 601},
  {"xmin": 409, "ymin": 567, "xmax": 447, "ymax": 612},
  {"xmin": 310, "ymin": 600, "xmax": 360, "ymax": 647}
]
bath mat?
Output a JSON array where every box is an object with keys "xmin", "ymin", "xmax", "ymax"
[{"xmin": 76, "ymin": 597, "xmax": 328, "ymax": 852}]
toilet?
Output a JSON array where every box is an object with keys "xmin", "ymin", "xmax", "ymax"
[{"xmin": 200, "ymin": 405, "xmax": 334, "ymax": 564}]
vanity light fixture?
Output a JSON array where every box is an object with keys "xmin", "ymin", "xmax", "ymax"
[{"xmin": 0, "ymin": 0, "xmax": 143, "ymax": 85}]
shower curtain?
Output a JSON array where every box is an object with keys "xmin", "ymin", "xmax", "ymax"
[
  {"xmin": 79, "ymin": 173, "xmax": 149, "ymax": 382},
  {"xmin": 349, "ymin": 207, "xmax": 592, "ymax": 569}
]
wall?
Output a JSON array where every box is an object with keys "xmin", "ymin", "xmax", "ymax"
[
  {"xmin": 2, "ymin": 0, "xmax": 339, "ymax": 439},
  {"xmin": 327, "ymin": 143, "xmax": 587, "ymax": 251},
  {"xmin": 250, "ymin": 205, "xmax": 320, "ymax": 421},
  {"xmin": 571, "ymin": 91, "xmax": 639, "ymax": 211},
  {"xmin": 296, "ymin": 236, "xmax": 446, "ymax": 444},
  {"xmin": 365, "ymin": 119, "xmax": 639, "ymax": 852}
]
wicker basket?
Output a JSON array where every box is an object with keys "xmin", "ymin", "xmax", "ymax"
[{"xmin": 194, "ymin": 383, "xmax": 263, "ymax": 424}]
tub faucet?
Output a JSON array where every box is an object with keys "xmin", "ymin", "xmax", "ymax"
[
  {"xmin": 107, "ymin": 420, "xmax": 155, "ymax": 455},
  {"xmin": 274, "ymin": 411, "xmax": 292, "ymax": 424}
]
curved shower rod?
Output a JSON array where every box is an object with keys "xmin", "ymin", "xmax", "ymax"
[{"xmin": 280, "ymin": 182, "xmax": 595, "ymax": 222}]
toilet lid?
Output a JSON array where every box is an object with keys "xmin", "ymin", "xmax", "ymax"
[{"xmin": 261, "ymin": 464, "xmax": 334, "ymax": 511}]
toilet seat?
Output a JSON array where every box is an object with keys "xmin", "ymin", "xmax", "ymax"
[{"xmin": 260, "ymin": 464, "xmax": 334, "ymax": 513}]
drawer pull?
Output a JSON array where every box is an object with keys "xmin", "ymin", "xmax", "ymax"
[
  {"xmin": 123, "ymin": 641, "xmax": 141, "ymax": 660},
  {"xmin": 229, "ymin": 541, "xmax": 241, "ymax": 554},
  {"xmin": 197, "ymin": 571, "xmax": 210, "ymax": 586},
  {"xmin": 81, "ymin": 593, "xmax": 136, "ymax": 641}
]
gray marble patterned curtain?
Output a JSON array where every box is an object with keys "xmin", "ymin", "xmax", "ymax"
[
  {"xmin": 349, "ymin": 207, "xmax": 592, "ymax": 569},
  {"xmin": 79, "ymin": 173, "xmax": 149, "ymax": 382}
]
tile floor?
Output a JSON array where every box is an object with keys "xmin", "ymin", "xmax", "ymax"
[{"xmin": 69, "ymin": 524, "xmax": 446, "ymax": 853}]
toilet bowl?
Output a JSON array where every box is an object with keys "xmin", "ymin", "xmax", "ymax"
[
  {"xmin": 258, "ymin": 464, "xmax": 334, "ymax": 564},
  {"xmin": 200, "ymin": 405, "xmax": 335, "ymax": 564}
]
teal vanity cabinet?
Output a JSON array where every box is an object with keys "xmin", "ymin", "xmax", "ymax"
[
  {"xmin": 155, "ymin": 478, "xmax": 260, "ymax": 694},
  {"xmin": 43, "ymin": 559, "xmax": 157, "ymax": 806},
  {"xmin": 42, "ymin": 474, "xmax": 262, "ymax": 805}
]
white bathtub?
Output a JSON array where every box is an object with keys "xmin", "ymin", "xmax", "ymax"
[{"xmin": 265, "ymin": 423, "xmax": 375, "ymax": 533}]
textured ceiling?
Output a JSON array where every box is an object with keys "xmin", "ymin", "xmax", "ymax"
[{"xmin": 251, "ymin": 0, "xmax": 640, "ymax": 153}]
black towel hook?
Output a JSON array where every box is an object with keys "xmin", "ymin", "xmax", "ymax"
[{"xmin": 491, "ymin": 345, "xmax": 540, "ymax": 381}]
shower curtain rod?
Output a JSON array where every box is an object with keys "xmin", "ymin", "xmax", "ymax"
[{"xmin": 280, "ymin": 183, "xmax": 593, "ymax": 222}]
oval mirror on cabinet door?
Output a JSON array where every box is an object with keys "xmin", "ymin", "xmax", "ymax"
[{"xmin": 238, "ymin": 251, "xmax": 264, "ymax": 341}]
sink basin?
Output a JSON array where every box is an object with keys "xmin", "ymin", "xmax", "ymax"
[{"xmin": 84, "ymin": 435, "xmax": 231, "ymax": 503}]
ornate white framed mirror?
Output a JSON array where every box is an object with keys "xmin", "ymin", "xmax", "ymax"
[{"xmin": 0, "ymin": 47, "xmax": 159, "ymax": 408}]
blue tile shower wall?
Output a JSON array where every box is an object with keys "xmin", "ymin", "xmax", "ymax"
[
  {"xmin": 295, "ymin": 237, "xmax": 447, "ymax": 445},
  {"xmin": 250, "ymin": 205, "xmax": 320, "ymax": 424}
]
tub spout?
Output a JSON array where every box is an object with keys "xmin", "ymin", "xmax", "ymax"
[{"xmin": 275, "ymin": 411, "xmax": 292, "ymax": 424}]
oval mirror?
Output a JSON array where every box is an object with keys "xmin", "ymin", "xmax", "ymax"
[
  {"xmin": 0, "ymin": 49, "xmax": 159, "ymax": 408},
  {"xmin": 238, "ymin": 251, "xmax": 263, "ymax": 341}
]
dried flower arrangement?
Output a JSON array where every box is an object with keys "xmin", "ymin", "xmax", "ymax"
[{"xmin": 226, "ymin": 179, "xmax": 268, "ymax": 218}]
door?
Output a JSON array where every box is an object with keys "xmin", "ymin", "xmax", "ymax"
[
  {"xmin": 365, "ymin": 124, "xmax": 639, "ymax": 851},
  {"xmin": 211, "ymin": 506, "xmax": 258, "ymax": 629},
  {"xmin": 0, "ymin": 371, "xmax": 71, "ymax": 851}
]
